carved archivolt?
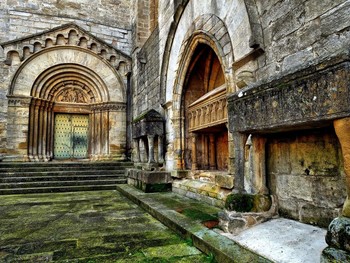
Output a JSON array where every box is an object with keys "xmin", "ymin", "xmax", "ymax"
[
  {"xmin": 56, "ymin": 87, "xmax": 90, "ymax": 103},
  {"xmin": 1, "ymin": 23, "xmax": 131, "ymax": 73}
]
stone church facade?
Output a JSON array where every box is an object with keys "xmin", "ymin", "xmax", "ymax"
[{"xmin": 1, "ymin": 0, "xmax": 350, "ymax": 260}]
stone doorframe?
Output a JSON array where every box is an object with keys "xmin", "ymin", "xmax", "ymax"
[
  {"xmin": 7, "ymin": 46, "xmax": 127, "ymax": 161},
  {"xmin": 171, "ymin": 14, "xmax": 235, "ymax": 171}
]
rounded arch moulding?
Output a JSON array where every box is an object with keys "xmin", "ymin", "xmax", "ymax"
[{"xmin": 9, "ymin": 46, "xmax": 126, "ymax": 103}]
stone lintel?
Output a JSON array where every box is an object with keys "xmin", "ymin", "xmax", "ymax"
[{"xmin": 228, "ymin": 54, "xmax": 350, "ymax": 133}]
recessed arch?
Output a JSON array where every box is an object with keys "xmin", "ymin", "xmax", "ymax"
[
  {"xmin": 9, "ymin": 46, "xmax": 125, "ymax": 102},
  {"xmin": 8, "ymin": 45, "xmax": 127, "ymax": 162},
  {"xmin": 170, "ymin": 14, "xmax": 233, "ymax": 170}
]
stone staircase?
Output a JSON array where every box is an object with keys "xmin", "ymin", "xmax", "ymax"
[{"xmin": 0, "ymin": 161, "xmax": 133, "ymax": 194}]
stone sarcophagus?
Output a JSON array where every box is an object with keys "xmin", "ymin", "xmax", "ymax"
[
  {"xmin": 128, "ymin": 109, "xmax": 171, "ymax": 192},
  {"xmin": 228, "ymin": 53, "xmax": 350, "ymax": 133}
]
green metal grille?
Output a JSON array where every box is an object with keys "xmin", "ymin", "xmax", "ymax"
[{"xmin": 54, "ymin": 114, "xmax": 89, "ymax": 159}]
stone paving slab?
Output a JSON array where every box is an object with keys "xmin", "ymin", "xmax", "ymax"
[
  {"xmin": 223, "ymin": 218, "xmax": 327, "ymax": 263},
  {"xmin": 0, "ymin": 190, "xmax": 209, "ymax": 262}
]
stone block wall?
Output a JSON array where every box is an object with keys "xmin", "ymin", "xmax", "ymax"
[
  {"xmin": 0, "ymin": 0, "xmax": 133, "ymax": 58},
  {"xmin": 0, "ymin": 1, "xmax": 134, "ymax": 157},
  {"xmin": 267, "ymin": 128, "xmax": 346, "ymax": 227},
  {"xmin": 255, "ymin": 0, "xmax": 350, "ymax": 82}
]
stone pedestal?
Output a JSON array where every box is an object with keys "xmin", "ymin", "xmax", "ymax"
[{"xmin": 126, "ymin": 168, "xmax": 172, "ymax": 193}]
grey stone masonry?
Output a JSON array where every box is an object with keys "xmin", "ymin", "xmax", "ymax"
[{"xmin": 228, "ymin": 52, "xmax": 350, "ymax": 133}]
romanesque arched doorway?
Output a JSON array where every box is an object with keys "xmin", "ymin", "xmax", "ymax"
[
  {"xmin": 183, "ymin": 44, "xmax": 228, "ymax": 171},
  {"xmin": 5, "ymin": 25, "xmax": 130, "ymax": 162},
  {"xmin": 28, "ymin": 63, "xmax": 111, "ymax": 161}
]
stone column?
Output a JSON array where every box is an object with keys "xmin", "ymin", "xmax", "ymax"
[
  {"xmin": 334, "ymin": 118, "xmax": 350, "ymax": 216},
  {"xmin": 252, "ymin": 135, "xmax": 269, "ymax": 195},
  {"xmin": 41, "ymin": 101, "xmax": 49, "ymax": 162},
  {"xmin": 209, "ymin": 133, "xmax": 216, "ymax": 170},
  {"xmin": 133, "ymin": 138, "xmax": 140, "ymax": 162},
  {"xmin": 47, "ymin": 102, "xmax": 54, "ymax": 160},
  {"xmin": 323, "ymin": 118, "xmax": 350, "ymax": 262},
  {"xmin": 158, "ymin": 135, "xmax": 164, "ymax": 163},
  {"xmin": 191, "ymin": 133, "xmax": 198, "ymax": 170},
  {"xmin": 90, "ymin": 109, "xmax": 95, "ymax": 159},
  {"xmin": 32, "ymin": 99, "xmax": 41, "ymax": 161},
  {"xmin": 147, "ymin": 135, "xmax": 155, "ymax": 163}
]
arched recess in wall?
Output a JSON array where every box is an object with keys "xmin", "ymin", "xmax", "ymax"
[
  {"xmin": 8, "ymin": 46, "xmax": 127, "ymax": 161},
  {"xmin": 171, "ymin": 15, "xmax": 234, "ymax": 170},
  {"xmin": 160, "ymin": 0, "xmax": 263, "ymax": 103}
]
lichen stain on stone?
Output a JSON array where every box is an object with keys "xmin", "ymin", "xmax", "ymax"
[{"xmin": 18, "ymin": 142, "xmax": 27, "ymax": 149}]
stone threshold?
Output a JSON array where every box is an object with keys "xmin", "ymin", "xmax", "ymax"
[{"xmin": 116, "ymin": 184, "xmax": 272, "ymax": 263}]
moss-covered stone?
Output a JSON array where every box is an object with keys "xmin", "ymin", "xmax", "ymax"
[
  {"xmin": 224, "ymin": 193, "xmax": 272, "ymax": 212},
  {"xmin": 225, "ymin": 193, "xmax": 254, "ymax": 212}
]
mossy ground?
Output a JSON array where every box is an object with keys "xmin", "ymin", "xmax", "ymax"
[{"xmin": 0, "ymin": 190, "xmax": 209, "ymax": 262}]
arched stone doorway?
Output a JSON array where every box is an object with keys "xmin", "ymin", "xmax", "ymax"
[
  {"xmin": 170, "ymin": 15, "xmax": 235, "ymax": 177},
  {"xmin": 6, "ymin": 31, "xmax": 129, "ymax": 162},
  {"xmin": 183, "ymin": 44, "xmax": 228, "ymax": 171},
  {"xmin": 27, "ymin": 62, "xmax": 113, "ymax": 161}
]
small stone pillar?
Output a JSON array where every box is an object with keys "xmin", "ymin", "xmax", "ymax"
[
  {"xmin": 252, "ymin": 135, "xmax": 269, "ymax": 195},
  {"xmin": 158, "ymin": 135, "xmax": 164, "ymax": 163},
  {"xmin": 233, "ymin": 132, "xmax": 246, "ymax": 193},
  {"xmin": 147, "ymin": 135, "xmax": 155, "ymax": 163},
  {"xmin": 133, "ymin": 138, "xmax": 140, "ymax": 162},
  {"xmin": 209, "ymin": 134, "xmax": 216, "ymax": 170},
  {"xmin": 191, "ymin": 133, "xmax": 198, "ymax": 170}
]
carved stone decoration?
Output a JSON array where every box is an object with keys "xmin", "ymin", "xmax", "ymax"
[
  {"xmin": 56, "ymin": 88, "xmax": 89, "ymax": 103},
  {"xmin": 228, "ymin": 54, "xmax": 350, "ymax": 133}
]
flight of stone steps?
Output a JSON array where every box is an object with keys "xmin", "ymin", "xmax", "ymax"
[{"xmin": 0, "ymin": 161, "xmax": 133, "ymax": 194}]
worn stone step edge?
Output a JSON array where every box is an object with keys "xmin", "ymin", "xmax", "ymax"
[
  {"xmin": 0, "ymin": 170, "xmax": 125, "ymax": 178},
  {"xmin": 0, "ymin": 161, "xmax": 133, "ymax": 168},
  {"xmin": 116, "ymin": 184, "xmax": 272, "ymax": 263},
  {"xmin": 0, "ymin": 179, "xmax": 125, "ymax": 188},
  {"xmin": 0, "ymin": 184, "xmax": 123, "ymax": 195},
  {"xmin": 0, "ymin": 174, "xmax": 126, "ymax": 182},
  {"xmin": 0, "ymin": 167, "xmax": 130, "ymax": 173},
  {"xmin": 173, "ymin": 186, "xmax": 225, "ymax": 208}
]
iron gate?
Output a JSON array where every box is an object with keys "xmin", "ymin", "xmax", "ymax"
[{"xmin": 54, "ymin": 114, "xmax": 89, "ymax": 159}]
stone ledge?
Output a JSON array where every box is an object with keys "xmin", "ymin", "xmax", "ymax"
[
  {"xmin": 228, "ymin": 53, "xmax": 350, "ymax": 133},
  {"xmin": 116, "ymin": 184, "xmax": 272, "ymax": 263}
]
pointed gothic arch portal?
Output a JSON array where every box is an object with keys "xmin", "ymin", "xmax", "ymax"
[{"xmin": 182, "ymin": 44, "xmax": 228, "ymax": 171}]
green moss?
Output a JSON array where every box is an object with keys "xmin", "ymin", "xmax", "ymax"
[
  {"xmin": 224, "ymin": 193, "xmax": 254, "ymax": 212},
  {"xmin": 180, "ymin": 208, "xmax": 217, "ymax": 222}
]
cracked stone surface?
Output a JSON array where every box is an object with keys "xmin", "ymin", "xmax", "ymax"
[{"xmin": 0, "ymin": 190, "xmax": 208, "ymax": 262}]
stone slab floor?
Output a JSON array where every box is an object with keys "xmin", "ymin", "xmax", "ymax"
[{"xmin": 0, "ymin": 190, "xmax": 209, "ymax": 262}]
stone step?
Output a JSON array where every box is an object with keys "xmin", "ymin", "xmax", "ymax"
[
  {"xmin": 0, "ymin": 170, "xmax": 126, "ymax": 176},
  {"xmin": 0, "ymin": 179, "xmax": 125, "ymax": 189},
  {"xmin": 0, "ymin": 174, "xmax": 124, "ymax": 182},
  {"xmin": 0, "ymin": 184, "xmax": 120, "ymax": 194},
  {"xmin": 172, "ymin": 179, "xmax": 231, "ymax": 208},
  {"xmin": 0, "ymin": 166, "xmax": 129, "ymax": 173},
  {"xmin": 0, "ymin": 161, "xmax": 133, "ymax": 168},
  {"xmin": 0, "ymin": 161, "xmax": 133, "ymax": 194}
]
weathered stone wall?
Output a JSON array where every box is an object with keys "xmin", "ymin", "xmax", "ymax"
[
  {"xmin": 0, "ymin": 0, "xmax": 133, "ymax": 58},
  {"xmin": 133, "ymin": 27, "xmax": 161, "ymax": 116},
  {"xmin": 255, "ymin": 0, "xmax": 350, "ymax": 82},
  {"xmin": 0, "ymin": 0, "xmax": 133, "ymax": 158},
  {"xmin": 267, "ymin": 128, "xmax": 346, "ymax": 227}
]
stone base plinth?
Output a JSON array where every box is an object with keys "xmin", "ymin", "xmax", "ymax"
[{"xmin": 127, "ymin": 168, "xmax": 172, "ymax": 193}]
